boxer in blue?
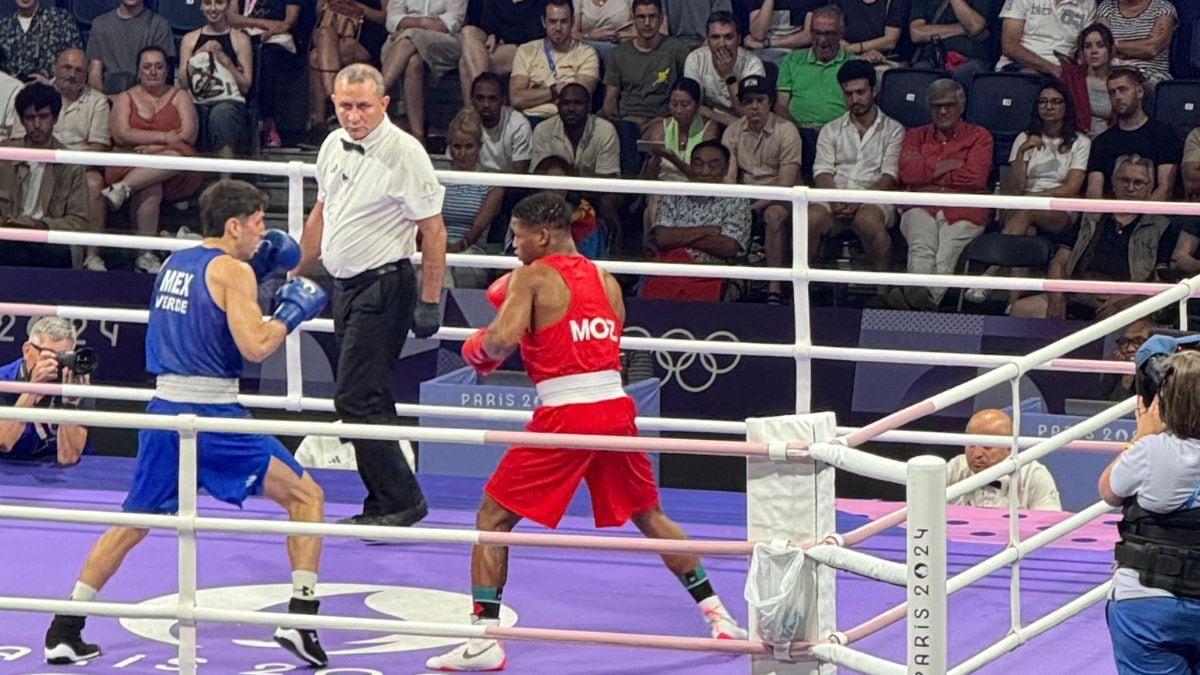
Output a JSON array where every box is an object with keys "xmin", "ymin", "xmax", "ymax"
[{"xmin": 44, "ymin": 180, "xmax": 331, "ymax": 668}]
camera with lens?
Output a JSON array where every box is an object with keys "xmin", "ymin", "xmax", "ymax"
[
  {"xmin": 55, "ymin": 347, "xmax": 98, "ymax": 377},
  {"xmin": 1135, "ymin": 332, "xmax": 1200, "ymax": 407}
]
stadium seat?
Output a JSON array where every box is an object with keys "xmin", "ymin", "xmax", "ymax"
[
  {"xmin": 1152, "ymin": 79, "xmax": 1200, "ymax": 140},
  {"xmin": 0, "ymin": 0, "xmax": 16, "ymax": 16},
  {"xmin": 966, "ymin": 71, "xmax": 1042, "ymax": 176},
  {"xmin": 877, "ymin": 68, "xmax": 948, "ymax": 128},
  {"xmin": 156, "ymin": 0, "xmax": 206, "ymax": 35},
  {"xmin": 955, "ymin": 233, "xmax": 1055, "ymax": 312},
  {"xmin": 69, "ymin": 0, "xmax": 118, "ymax": 30}
]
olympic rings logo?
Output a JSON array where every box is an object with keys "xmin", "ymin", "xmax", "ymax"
[{"xmin": 624, "ymin": 327, "xmax": 742, "ymax": 394}]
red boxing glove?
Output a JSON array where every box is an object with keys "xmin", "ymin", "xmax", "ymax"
[
  {"xmin": 462, "ymin": 328, "xmax": 502, "ymax": 375},
  {"xmin": 486, "ymin": 273, "xmax": 512, "ymax": 309}
]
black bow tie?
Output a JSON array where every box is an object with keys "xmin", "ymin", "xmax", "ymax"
[{"xmin": 342, "ymin": 139, "xmax": 365, "ymax": 155}]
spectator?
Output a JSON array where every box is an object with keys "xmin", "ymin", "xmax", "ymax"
[
  {"xmin": 379, "ymin": 0, "xmax": 467, "ymax": 146},
  {"xmin": 1099, "ymin": 349, "xmax": 1200, "ymax": 675},
  {"xmin": 530, "ymin": 82, "xmax": 620, "ymax": 177},
  {"xmin": 1096, "ymin": 0, "xmax": 1176, "ymax": 86},
  {"xmin": 642, "ymin": 140, "xmax": 752, "ymax": 301},
  {"xmin": 1182, "ymin": 126, "xmax": 1200, "ymax": 201},
  {"xmin": 0, "ymin": 71, "xmax": 20, "ymax": 141},
  {"xmin": 574, "ymin": 0, "xmax": 635, "ymax": 61},
  {"xmin": 808, "ymin": 60, "xmax": 903, "ymax": 278},
  {"xmin": 104, "ymin": 46, "xmax": 205, "ymax": 274},
  {"xmin": 86, "ymin": 0, "xmax": 176, "ymax": 95},
  {"xmin": 663, "ymin": 0, "xmax": 732, "ymax": 47},
  {"xmin": 51, "ymin": 48, "xmax": 111, "ymax": 272},
  {"xmin": 0, "ymin": 317, "xmax": 90, "ymax": 465},
  {"xmin": 1097, "ymin": 317, "xmax": 1154, "ymax": 401},
  {"xmin": 776, "ymin": 4, "xmax": 853, "ymax": 129},
  {"xmin": 179, "ymin": 0, "xmax": 253, "ymax": 158},
  {"xmin": 949, "ymin": 409, "xmax": 1062, "ymax": 510},
  {"xmin": 745, "ymin": 0, "xmax": 815, "ymax": 60},
  {"xmin": 308, "ymin": 0, "xmax": 387, "ymax": 136},
  {"xmin": 966, "ymin": 79, "xmax": 1089, "ymax": 305},
  {"xmin": 458, "ymin": 0, "xmax": 547, "ymax": 104},
  {"xmin": 228, "ymin": 0, "xmax": 301, "ymax": 147},
  {"xmin": 1058, "ymin": 22, "xmax": 1115, "ymax": 136},
  {"xmin": 602, "ymin": 0, "xmax": 690, "ymax": 126},
  {"xmin": 0, "ymin": 0, "xmax": 81, "ymax": 82},
  {"xmin": 910, "ymin": 0, "xmax": 1000, "ymax": 87},
  {"xmin": 442, "ymin": 108, "xmax": 503, "ymax": 288},
  {"xmin": 641, "ymin": 77, "xmax": 719, "ymax": 182},
  {"xmin": 836, "ymin": 0, "xmax": 908, "ymax": 66},
  {"xmin": 0, "ymin": 83, "xmax": 88, "ymax": 270},
  {"xmin": 511, "ymin": 0, "xmax": 600, "ymax": 119},
  {"xmin": 1169, "ymin": 209, "xmax": 1200, "ymax": 277},
  {"xmin": 683, "ymin": 11, "xmax": 765, "ymax": 127},
  {"xmin": 722, "ymin": 75, "xmax": 802, "ymax": 305},
  {"xmin": 996, "ymin": 0, "xmax": 1095, "ymax": 75},
  {"xmin": 1011, "ymin": 154, "xmax": 1170, "ymax": 319},
  {"xmin": 891, "ymin": 78, "xmax": 993, "ymax": 311},
  {"xmin": 1085, "ymin": 67, "xmax": 1178, "ymax": 200},
  {"xmin": 471, "ymin": 72, "xmax": 533, "ymax": 173}
]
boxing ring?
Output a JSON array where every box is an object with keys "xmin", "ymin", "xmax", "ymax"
[{"xmin": 0, "ymin": 147, "xmax": 1198, "ymax": 674}]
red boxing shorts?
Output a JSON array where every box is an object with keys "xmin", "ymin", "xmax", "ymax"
[{"xmin": 485, "ymin": 396, "xmax": 660, "ymax": 529}]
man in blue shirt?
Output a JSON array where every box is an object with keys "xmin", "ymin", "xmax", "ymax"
[{"xmin": 0, "ymin": 316, "xmax": 89, "ymax": 465}]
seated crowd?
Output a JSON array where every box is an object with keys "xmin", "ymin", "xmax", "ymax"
[{"xmin": 2, "ymin": 0, "xmax": 1199, "ymax": 315}]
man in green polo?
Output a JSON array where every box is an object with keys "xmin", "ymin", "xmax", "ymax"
[{"xmin": 774, "ymin": 4, "xmax": 856, "ymax": 129}]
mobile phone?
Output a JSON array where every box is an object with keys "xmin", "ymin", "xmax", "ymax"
[{"xmin": 635, "ymin": 139, "xmax": 664, "ymax": 153}]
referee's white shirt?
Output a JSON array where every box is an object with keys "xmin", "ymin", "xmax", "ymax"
[{"xmin": 315, "ymin": 118, "xmax": 446, "ymax": 279}]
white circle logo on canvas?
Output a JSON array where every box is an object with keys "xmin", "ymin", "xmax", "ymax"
[{"xmin": 120, "ymin": 583, "xmax": 518, "ymax": 655}]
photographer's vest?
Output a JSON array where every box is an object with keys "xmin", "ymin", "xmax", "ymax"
[{"xmin": 1115, "ymin": 498, "xmax": 1200, "ymax": 599}]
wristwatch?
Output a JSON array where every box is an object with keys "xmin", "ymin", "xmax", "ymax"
[{"xmin": 725, "ymin": 75, "xmax": 738, "ymax": 86}]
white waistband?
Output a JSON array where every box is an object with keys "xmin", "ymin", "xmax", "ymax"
[
  {"xmin": 155, "ymin": 375, "xmax": 240, "ymax": 404},
  {"xmin": 535, "ymin": 370, "xmax": 625, "ymax": 407}
]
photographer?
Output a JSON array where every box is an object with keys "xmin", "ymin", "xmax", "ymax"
[
  {"xmin": 1099, "ymin": 335, "xmax": 1200, "ymax": 674},
  {"xmin": 0, "ymin": 317, "xmax": 92, "ymax": 465}
]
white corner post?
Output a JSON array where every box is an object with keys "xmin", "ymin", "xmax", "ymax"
[
  {"xmin": 906, "ymin": 455, "xmax": 947, "ymax": 675},
  {"xmin": 176, "ymin": 416, "xmax": 199, "ymax": 675},
  {"xmin": 747, "ymin": 412, "xmax": 838, "ymax": 674},
  {"xmin": 284, "ymin": 160, "xmax": 306, "ymax": 411},
  {"xmin": 791, "ymin": 186, "xmax": 812, "ymax": 415}
]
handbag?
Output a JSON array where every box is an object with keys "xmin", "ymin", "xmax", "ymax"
[
  {"xmin": 188, "ymin": 50, "xmax": 243, "ymax": 104},
  {"xmin": 912, "ymin": 0, "xmax": 952, "ymax": 69},
  {"xmin": 318, "ymin": 0, "xmax": 364, "ymax": 40}
]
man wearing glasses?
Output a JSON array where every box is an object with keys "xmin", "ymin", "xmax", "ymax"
[
  {"xmin": 0, "ymin": 316, "xmax": 89, "ymax": 465},
  {"xmin": 1012, "ymin": 154, "xmax": 1171, "ymax": 320}
]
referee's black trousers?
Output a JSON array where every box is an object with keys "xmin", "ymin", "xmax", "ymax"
[{"xmin": 332, "ymin": 262, "xmax": 425, "ymax": 516}]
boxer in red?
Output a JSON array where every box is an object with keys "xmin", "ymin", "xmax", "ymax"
[{"xmin": 426, "ymin": 191, "xmax": 746, "ymax": 672}]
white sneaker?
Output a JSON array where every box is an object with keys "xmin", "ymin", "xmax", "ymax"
[
  {"xmin": 964, "ymin": 287, "xmax": 990, "ymax": 304},
  {"xmin": 426, "ymin": 620, "xmax": 507, "ymax": 672},
  {"xmin": 135, "ymin": 252, "xmax": 162, "ymax": 274},
  {"xmin": 175, "ymin": 226, "xmax": 202, "ymax": 240},
  {"xmin": 82, "ymin": 254, "xmax": 107, "ymax": 271},
  {"xmin": 702, "ymin": 605, "xmax": 748, "ymax": 640},
  {"xmin": 101, "ymin": 183, "xmax": 130, "ymax": 211}
]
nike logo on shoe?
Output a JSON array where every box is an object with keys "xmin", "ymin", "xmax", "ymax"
[{"xmin": 462, "ymin": 643, "xmax": 495, "ymax": 660}]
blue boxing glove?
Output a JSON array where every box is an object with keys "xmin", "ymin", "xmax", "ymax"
[
  {"xmin": 250, "ymin": 230, "xmax": 301, "ymax": 281},
  {"xmin": 273, "ymin": 277, "xmax": 327, "ymax": 332}
]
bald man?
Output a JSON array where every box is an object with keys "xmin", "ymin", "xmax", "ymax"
[{"xmin": 947, "ymin": 409, "xmax": 1062, "ymax": 511}]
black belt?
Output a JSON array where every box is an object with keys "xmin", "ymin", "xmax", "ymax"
[{"xmin": 333, "ymin": 260, "xmax": 410, "ymax": 291}]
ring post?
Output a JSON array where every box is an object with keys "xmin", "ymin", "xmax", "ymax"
[
  {"xmin": 906, "ymin": 456, "xmax": 947, "ymax": 675},
  {"xmin": 747, "ymin": 413, "xmax": 837, "ymax": 674},
  {"xmin": 284, "ymin": 160, "xmax": 306, "ymax": 411},
  {"xmin": 792, "ymin": 187, "xmax": 812, "ymax": 415},
  {"xmin": 176, "ymin": 417, "xmax": 199, "ymax": 675}
]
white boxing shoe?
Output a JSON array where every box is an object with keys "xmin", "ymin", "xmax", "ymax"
[
  {"xmin": 425, "ymin": 636, "xmax": 507, "ymax": 672},
  {"xmin": 701, "ymin": 597, "xmax": 748, "ymax": 640}
]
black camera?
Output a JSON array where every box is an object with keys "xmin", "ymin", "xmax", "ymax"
[
  {"xmin": 1135, "ymin": 332, "xmax": 1200, "ymax": 407},
  {"xmin": 56, "ymin": 347, "xmax": 98, "ymax": 377}
]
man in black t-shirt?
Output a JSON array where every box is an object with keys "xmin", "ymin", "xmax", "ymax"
[
  {"xmin": 459, "ymin": 0, "xmax": 548, "ymax": 103},
  {"xmin": 909, "ymin": 0, "xmax": 1000, "ymax": 87},
  {"xmin": 1086, "ymin": 67, "xmax": 1180, "ymax": 201},
  {"xmin": 1012, "ymin": 154, "xmax": 1172, "ymax": 320}
]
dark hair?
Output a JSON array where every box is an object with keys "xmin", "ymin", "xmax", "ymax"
[
  {"xmin": 471, "ymin": 72, "xmax": 506, "ymax": 98},
  {"xmin": 1075, "ymin": 22, "xmax": 1114, "ymax": 62},
  {"xmin": 198, "ymin": 179, "xmax": 268, "ymax": 237},
  {"xmin": 544, "ymin": 0, "xmax": 572, "ymax": 19},
  {"xmin": 1028, "ymin": 77, "xmax": 1079, "ymax": 155},
  {"xmin": 512, "ymin": 191, "xmax": 572, "ymax": 231},
  {"xmin": 1108, "ymin": 65, "xmax": 1146, "ymax": 86},
  {"xmin": 557, "ymin": 81, "xmax": 589, "ymax": 102},
  {"xmin": 631, "ymin": 0, "xmax": 662, "ymax": 11},
  {"xmin": 691, "ymin": 138, "xmax": 730, "ymax": 165},
  {"xmin": 15, "ymin": 82, "xmax": 61, "ymax": 120},
  {"xmin": 670, "ymin": 77, "xmax": 702, "ymax": 104},
  {"xmin": 706, "ymin": 10, "xmax": 739, "ymax": 34},
  {"xmin": 534, "ymin": 155, "xmax": 574, "ymax": 175},
  {"xmin": 137, "ymin": 45, "xmax": 169, "ymax": 69},
  {"xmin": 837, "ymin": 59, "xmax": 876, "ymax": 89},
  {"xmin": 1159, "ymin": 351, "xmax": 1200, "ymax": 439}
]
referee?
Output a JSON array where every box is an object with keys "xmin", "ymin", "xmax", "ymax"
[{"xmin": 295, "ymin": 63, "xmax": 447, "ymax": 528}]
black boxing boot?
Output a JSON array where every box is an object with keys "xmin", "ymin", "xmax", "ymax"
[
  {"xmin": 273, "ymin": 597, "xmax": 328, "ymax": 667},
  {"xmin": 44, "ymin": 614, "xmax": 101, "ymax": 664}
]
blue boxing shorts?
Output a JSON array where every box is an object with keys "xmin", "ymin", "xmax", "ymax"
[{"xmin": 123, "ymin": 398, "xmax": 304, "ymax": 513}]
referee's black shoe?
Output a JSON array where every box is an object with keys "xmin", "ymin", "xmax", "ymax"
[
  {"xmin": 274, "ymin": 597, "xmax": 328, "ymax": 667},
  {"xmin": 44, "ymin": 614, "xmax": 101, "ymax": 664}
]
